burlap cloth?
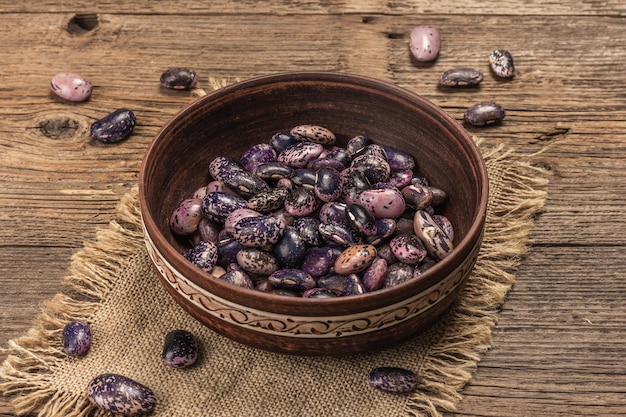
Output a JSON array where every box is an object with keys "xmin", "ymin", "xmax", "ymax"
[{"xmin": 0, "ymin": 140, "xmax": 548, "ymax": 417}]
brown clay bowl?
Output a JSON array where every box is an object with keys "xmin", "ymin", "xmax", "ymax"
[{"xmin": 138, "ymin": 71, "xmax": 488, "ymax": 355}]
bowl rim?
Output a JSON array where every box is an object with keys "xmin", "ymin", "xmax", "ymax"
[{"xmin": 138, "ymin": 70, "xmax": 489, "ymax": 313}]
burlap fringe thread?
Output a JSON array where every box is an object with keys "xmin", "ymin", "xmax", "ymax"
[
  {"xmin": 0, "ymin": 136, "xmax": 548, "ymax": 416},
  {"xmin": 405, "ymin": 141, "xmax": 549, "ymax": 417}
]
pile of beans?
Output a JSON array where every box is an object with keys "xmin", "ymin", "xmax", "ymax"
[{"xmin": 169, "ymin": 125, "xmax": 455, "ymax": 298}]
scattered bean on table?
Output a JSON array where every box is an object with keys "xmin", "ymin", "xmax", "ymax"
[
  {"xmin": 169, "ymin": 125, "xmax": 456, "ymax": 298},
  {"xmin": 50, "ymin": 72, "xmax": 93, "ymax": 102},
  {"xmin": 438, "ymin": 68, "xmax": 484, "ymax": 87},
  {"xmin": 409, "ymin": 25, "xmax": 441, "ymax": 62},
  {"xmin": 90, "ymin": 108, "xmax": 136, "ymax": 144},
  {"xmin": 489, "ymin": 49, "xmax": 516, "ymax": 78},
  {"xmin": 463, "ymin": 102, "xmax": 506, "ymax": 126},
  {"xmin": 160, "ymin": 67, "xmax": 199, "ymax": 90}
]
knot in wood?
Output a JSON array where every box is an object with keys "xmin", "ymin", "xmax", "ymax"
[
  {"xmin": 67, "ymin": 13, "xmax": 99, "ymax": 35},
  {"xmin": 39, "ymin": 117, "xmax": 80, "ymax": 139}
]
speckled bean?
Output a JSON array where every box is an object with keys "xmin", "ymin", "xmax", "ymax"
[
  {"xmin": 368, "ymin": 367, "xmax": 418, "ymax": 393},
  {"xmin": 90, "ymin": 108, "xmax": 136, "ymax": 144},
  {"xmin": 290, "ymin": 124, "xmax": 336, "ymax": 145},
  {"xmin": 438, "ymin": 68, "xmax": 484, "ymax": 87},
  {"xmin": 160, "ymin": 68, "xmax": 199, "ymax": 90},
  {"xmin": 50, "ymin": 72, "xmax": 93, "ymax": 102},
  {"xmin": 334, "ymin": 244, "xmax": 377, "ymax": 275},
  {"xmin": 63, "ymin": 321, "xmax": 92, "ymax": 356},
  {"xmin": 409, "ymin": 25, "xmax": 441, "ymax": 62},
  {"xmin": 87, "ymin": 374, "xmax": 157, "ymax": 416},
  {"xmin": 489, "ymin": 49, "xmax": 515, "ymax": 78},
  {"xmin": 162, "ymin": 329, "xmax": 198, "ymax": 368},
  {"xmin": 464, "ymin": 102, "xmax": 506, "ymax": 126}
]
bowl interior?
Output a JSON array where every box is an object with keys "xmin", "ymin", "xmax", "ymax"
[{"xmin": 139, "ymin": 72, "xmax": 487, "ymax": 314}]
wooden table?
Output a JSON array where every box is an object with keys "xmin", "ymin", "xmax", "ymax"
[{"xmin": 1, "ymin": 2, "xmax": 625, "ymax": 416}]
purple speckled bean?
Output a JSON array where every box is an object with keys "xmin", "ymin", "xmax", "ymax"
[
  {"xmin": 278, "ymin": 141, "xmax": 324, "ymax": 168},
  {"xmin": 87, "ymin": 374, "xmax": 157, "ymax": 416},
  {"xmin": 90, "ymin": 108, "xmax": 136, "ymax": 144},
  {"xmin": 170, "ymin": 198, "xmax": 204, "ymax": 236},
  {"xmin": 162, "ymin": 329, "xmax": 198, "ymax": 368},
  {"xmin": 368, "ymin": 367, "xmax": 418, "ymax": 393},
  {"xmin": 390, "ymin": 234, "xmax": 427, "ymax": 265},
  {"xmin": 362, "ymin": 257, "xmax": 388, "ymax": 292},
  {"xmin": 359, "ymin": 188, "xmax": 406, "ymax": 219},
  {"xmin": 63, "ymin": 321, "xmax": 92, "ymax": 356}
]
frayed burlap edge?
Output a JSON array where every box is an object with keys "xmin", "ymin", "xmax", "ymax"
[
  {"xmin": 0, "ymin": 191, "xmax": 145, "ymax": 417},
  {"xmin": 405, "ymin": 140, "xmax": 549, "ymax": 417},
  {"xmin": 0, "ymin": 133, "xmax": 549, "ymax": 416}
]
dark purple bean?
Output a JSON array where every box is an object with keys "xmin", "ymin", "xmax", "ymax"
[
  {"xmin": 291, "ymin": 168, "xmax": 316, "ymax": 189},
  {"xmin": 384, "ymin": 262, "xmax": 414, "ymax": 288},
  {"xmin": 301, "ymin": 246, "xmax": 335, "ymax": 277},
  {"xmin": 318, "ymin": 222, "xmax": 362, "ymax": 246},
  {"xmin": 302, "ymin": 288, "xmax": 338, "ymax": 298},
  {"xmin": 254, "ymin": 161, "xmax": 294, "ymax": 180},
  {"xmin": 362, "ymin": 257, "xmax": 388, "ymax": 292},
  {"xmin": 269, "ymin": 131, "xmax": 298, "ymax": 154},
  {"xmin": 463, "ymin": 102, "xmax": 506, "ymax": 127},
  {"xmin": 343, "ymin": 273, "xmax": 367, "ymax": 296},
  {"xmin": 382, "ymin": 146, "xmax": 415, "ymax": 170},
  {"xmin": 401, "ymin": 184, "xmax": 433, "ymax": 210},
  {"xmin": 346, "ymin": 135, "xmax": 372, "ymax": 156},
  {"xmin": 314, "ymin": 167, "xmax": 342, "ymax": 202},
  {"xmin": 162, "ymin": 329, "xmax": 198, "ymax": 368},
  {"xmin": 90, "ymin": 108, "xmax": 136, "ymax": 144},
  {"xmin": 216, "ymin": 237, "xmax": 244, "ymax": 267},
  {"xmin": 346, "ymin": 204, "xmax": 377, "ymax": 237},
  {"xmin": 273, "ymin": 226, "xmax": 307, "ymax": 268},
  {"xmin": 160, "ymin": 68, "xmax": 198, "ymax": 90},
  {"xmin": 63, "ymin": 321, "xmax": 92, "ymax": 356}
]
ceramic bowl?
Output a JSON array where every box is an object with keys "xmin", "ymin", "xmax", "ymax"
[{"xmin": 138, "ymin": 72, "xmax": 488, "ymax": 355}]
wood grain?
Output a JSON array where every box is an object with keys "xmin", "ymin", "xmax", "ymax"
[{"xmin": 1, "ymin": 1, "xmax": 625, "ymax": 416}]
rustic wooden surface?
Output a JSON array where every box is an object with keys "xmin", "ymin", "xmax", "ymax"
[{"xmin": 1, "ymin": 1, "xmax": 625, "ymax": 416}]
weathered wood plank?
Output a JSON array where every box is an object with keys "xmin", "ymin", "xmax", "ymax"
[
  {"xmin": 0, "ymin": 0, "xmax": 624, "ymax": 16},
  {"xmin": 1, "ymin": 5, "xmax": 625, "ymax": 417}
]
